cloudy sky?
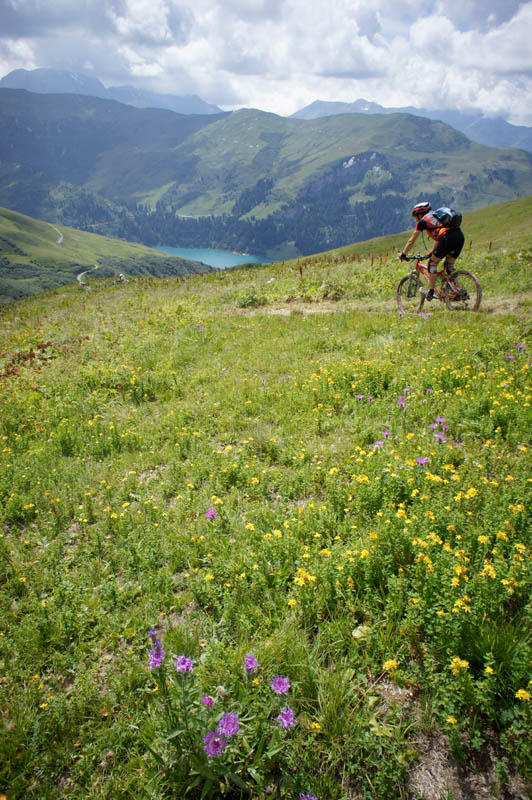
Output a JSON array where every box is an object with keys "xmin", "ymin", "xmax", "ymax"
[{"xmin": 1, "ymin": 0, "xmax": 531, "ymax": 123}]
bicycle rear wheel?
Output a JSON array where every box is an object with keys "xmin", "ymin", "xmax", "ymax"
[
  {"xmin": 397, "ymin": 272, "xmax": 422, "ymax": 314},
  {"xmin": 444, "ymin": 271, "xmax": 482, "ymax": 311}
]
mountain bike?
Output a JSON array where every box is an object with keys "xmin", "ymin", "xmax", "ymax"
[{"xmin": 396, "ymin": 255, "xmax": 482, "ymax": 314}]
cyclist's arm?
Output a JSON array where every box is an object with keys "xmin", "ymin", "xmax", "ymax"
[{"xmin": 400, "ymin": 229, "xmax": 420, "ymax": 257}]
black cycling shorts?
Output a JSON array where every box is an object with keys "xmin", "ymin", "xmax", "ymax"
[{"xmin": 433, "ymin": 228, "xmax": 465, "ymax": 260}]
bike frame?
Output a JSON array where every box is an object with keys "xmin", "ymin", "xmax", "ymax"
[
  {"xmin": 404, "ymin": 255, "xmax": 458, "ymax": 302},
  {"xmin": 397, "ymin": 255, "xmax": 481, "ymax": 314}
]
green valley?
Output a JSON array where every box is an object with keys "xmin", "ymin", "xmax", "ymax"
[{"xmin": 2, "ymin": 88, "xmax": 532, "ymax": 258}]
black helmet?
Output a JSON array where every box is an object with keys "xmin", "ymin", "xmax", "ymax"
[{"xmin": 411, "ymin": 201, "xmax": 431, "ymax": 218}]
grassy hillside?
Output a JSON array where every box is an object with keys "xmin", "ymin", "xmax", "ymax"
[
  {"xmin": 0, "ymin": 206, "xmax": 531, "ymax": 800},
  {"xmin": 0, "ymin": 207, "xmax": 211, "ymax": 304},
  {"xmin": 312, "ymin": 195, "xmax": 532, "ymax": 261}
]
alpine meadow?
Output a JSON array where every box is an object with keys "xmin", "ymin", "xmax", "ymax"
[{"xmin": 1, "ymin": 196, "xmax": 531, "ymax": 800}]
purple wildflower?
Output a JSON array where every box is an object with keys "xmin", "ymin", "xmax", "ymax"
[
  {"xmin": 434, "ymin": 432, "xmax": 445, "ymax": 443},
  {"xmin": 404, "ymin": 387, "xmax": 411, "ymax": 393},
  {"xmin": 356, "ymin": 394, "xmax": 364, "ymax": 400},
  {"xmin": 148, "ymin": 639, "xmax": 165, "ymax": 670},
  {"xmin": 397, "ymin": 395, "xmax": 406, "ymax": 407},
  {"xmin": 416, "ymin": 457, "xmax": 429, "ymax": 466},
  {"xmin": 202, "ymin": 729, "xmax": 227, "ymax": 758},
  {"xmin": 506, "ymin": 354, "xmax": 515, "ymax": 360},
  {"xmin": 429, "ymin": 423, "xmax": 438, "ymax": 429},
  {"xmin": 270, "ymin": 675, "xmax": 291, "ymax": 695},
  {"xmin": 205, "ymin": 507, "xmax": 217, "ymax": 519},
  {"xmin": 517, "ymin": 344, "xmax": 525, "ymax": 350},
  {"xmin": 374, "ymin": 440, "xmax": 384, "ymax": 449},
  {"xmin": 367, "ymin": 395, "xmax": 373, "ymax": 402},
  {"xmin": 382, "ymin": 429, "xmax": 391, "ymax": 438},
  {"xmin": 217, "ymin": 712, "xmax": 240, "ymax": 739},
  {"xmin": 196, "ymin": 324, "xmax": 204, "ymax": 332},
  {"xmin": 435, "ymin": 416, "xmax": 446, "ymax": 424},
  {"xmin": 243, "ymin": 653, "xmax": 260, "ymax": 674},
  {"xmin": 426, "ymin": 388, "xmax": 433, "ymax": 393},
  {"xmin": 174, "ymin": 654, "xmax": 195, "ymax": 673},
  {"xmin": 276, "ymin": 705, "xmax": 296, "ymax": 729},
  {"xmin": 201, "ymin": 695, "xmax": 215, "ymax": 707},
  {"xmin": 299, "ymin": 794, "xmax": 318, "ymax": 800}
]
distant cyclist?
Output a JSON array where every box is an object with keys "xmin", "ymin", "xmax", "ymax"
[{"xmin": 399, "ymin": 202, "xmax": 465, "ymax": 301}]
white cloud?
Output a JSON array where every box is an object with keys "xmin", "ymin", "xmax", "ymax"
[{"xmin": 1, "ymin": 0, "xmax": 531, "ymax": 124}]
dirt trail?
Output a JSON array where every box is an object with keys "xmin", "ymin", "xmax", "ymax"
[
  {"xmin": 77, "ymin": 264, "xmax": 100, "ymax": 285},
  {"xmin": 51, "ymin": 225, "xmax": 64, "ymax": 244}
]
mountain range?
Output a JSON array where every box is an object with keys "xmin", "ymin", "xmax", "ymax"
[
  {"xmin": 1, "ymin": 85, "xmax": 532, "ymax": 257},
  {"xmin": 0, "ymin": 68, "xmax": 222, "ymax": 116},
  {"xmin": 291, "ymin": 100, "xmax": 532, "ymax": 156},
  {"xmin": 3, "ymin": 68, "xmax": 532, "ymax": 156}
]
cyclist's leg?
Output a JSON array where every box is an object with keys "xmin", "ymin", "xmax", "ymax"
[
  {"xmin": 442, "ymin": 230, "xmax": 465, "ymax": 275},
  {"xmin": 444, "ymin": 255, "xmax": 457, "ymax": 274},
  {"xmin": 427, "ymin": 254, "xmax": 441, "ymax": 292},
  {"xmin": 421, "ymin": 253, "xmax": 441, "ymax": 299}
]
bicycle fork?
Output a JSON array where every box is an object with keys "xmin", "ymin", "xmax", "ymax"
[{"xmin": 406, "ymin": 272, "xmax": 427, "ymax": 311}]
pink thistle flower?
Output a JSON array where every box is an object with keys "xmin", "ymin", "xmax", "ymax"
[
  {"xmin": 276, "ymin": 705, "xmax": 296, "ymax": 729},
  {"xmin": 203, "ymin": 730, "xmax": 226, "ymax": 757},
  {"xmin": 244, "ymin": 653, "xmax": 260, "ymax": 674},
  {"xmin": 217, "ymin": 712, "xmax": 240, "ymax": 738},
  {"xmin": 174, "ymin": 654, "xmax": 195, "ymax": 673},
  {"xmin": 270, "ymin": 675, "xmax": 291, "ymax": 694},
  {"xmin": 201, "ymin": 695, "xmax": 215, "ymax": 707}
]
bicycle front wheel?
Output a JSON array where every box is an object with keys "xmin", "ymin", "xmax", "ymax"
[
  {"xmin": 444, "ymin": 271, "xmax": 482, "ymax": 311},
  {"xmin": 397, "ymin": 272, "xmax": 422, "ymax": 314}
]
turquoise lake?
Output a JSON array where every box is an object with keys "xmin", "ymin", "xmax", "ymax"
[{"xmin": 155, "ymin": 245, "xmax": 272, "ymax": 269}]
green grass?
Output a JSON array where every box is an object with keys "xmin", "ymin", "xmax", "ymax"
[
  {"xmin": 304, "ymin": 195, "xmax": 532, "ymax": 262},
  {"xmin": 0, "ymin": 216, "xmax": 531, "ymax": 799}
]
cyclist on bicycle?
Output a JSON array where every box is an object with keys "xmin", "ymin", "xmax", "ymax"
[{"xmin": 398, "ymin": 202, "xmax": 465, "ymax": 301}]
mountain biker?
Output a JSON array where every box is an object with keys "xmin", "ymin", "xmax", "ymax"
[{"xmin": 398, "ymin": 202, "xmax": 465, "ymax": 301}]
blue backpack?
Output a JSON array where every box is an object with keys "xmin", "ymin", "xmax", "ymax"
[{"xmin": 432, "ymin": 207, "xmax": 462, "ymax": 229}]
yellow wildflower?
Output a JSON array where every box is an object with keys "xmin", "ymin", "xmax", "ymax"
[
  {"xmin": 451, "ymin": 657, "xmax": 469, "ymax": 675},
  {"xmin": 383, "ymin": 659, "xmax": 398, "ymax": 672},
  {"xmin": 294, "ymin": 568, "xmax": 316, "ymax": 586}
]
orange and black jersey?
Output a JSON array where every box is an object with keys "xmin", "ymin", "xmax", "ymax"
[{"xmin": 416, "ymin": 212, "xmax": 453, "ymax": 242}]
